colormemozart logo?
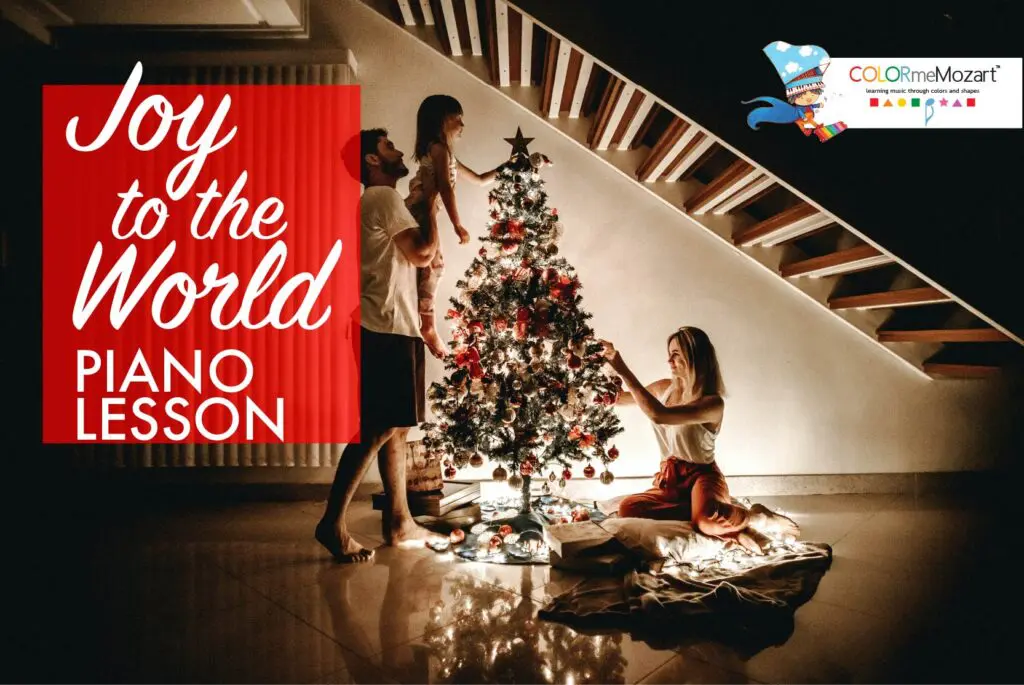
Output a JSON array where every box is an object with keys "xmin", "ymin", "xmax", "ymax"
[
  {"xmin": 744, "ymin": 42, "xmax": 1022, "ymax": 137},
  {"xmin": 43, "ymin": 62, "xmax": 362, "ymax": 444}
]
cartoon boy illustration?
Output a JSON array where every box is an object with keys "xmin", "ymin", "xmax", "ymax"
[{"xmin": 743, "ymin": 41, "xmax": 847, "ymax": 142}]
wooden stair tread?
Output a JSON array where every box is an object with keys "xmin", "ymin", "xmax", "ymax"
[
  {"xmin": 828, "ymin": 287, "xmax": 950, "ymax": 310},
  {"xmin": 781, "ymin": 245, "xmax": 891, "ymax": 278},
  {"xmin": 733, "ymin": 203, "xmax": 819, "ymax": 246},
  {"xmin": 878, "ymin": 328, "xmax": 1010, "ymax": 343},
  {"xmin": 923, "ymin": 362, "xmax": 1002, "ymax": 378}
]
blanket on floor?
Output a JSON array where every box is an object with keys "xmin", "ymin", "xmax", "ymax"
[{"xmin": 539, "ymin": 526, "xmax": 832, "ymax": 655}]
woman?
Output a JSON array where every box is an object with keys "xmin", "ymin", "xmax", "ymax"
[{"xmin": 599, "ymin": 327, "xmax": 799, "ymax": 555}]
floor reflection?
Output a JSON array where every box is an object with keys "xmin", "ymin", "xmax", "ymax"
[{"xmin": 418, "ymin": 574, "xmax": 628, "ymax": 684}]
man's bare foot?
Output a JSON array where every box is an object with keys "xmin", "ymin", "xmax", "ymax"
[
  {"xmin": 749, "ymin": 503, "xmax": 801, "ymax": 539},
  {"xmin": 315, "ymin": 520, "xmax": 375, "ymax": 563},
  {"xmin": 386, "ymin": 518, "xmax": 448, "ymax": 548},
  {"xmin": 420, "ymin": 326, "xmax": 448, "ymax": 360}
]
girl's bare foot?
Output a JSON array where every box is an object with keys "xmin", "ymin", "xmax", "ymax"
[
  {"xmin": 316, "ymin": 520, "xmax": 375, "ymax": 563},
  {"xmin": 386, "ymin": 518, "xmax": 448, "ymax": 548},
  {"xmin": 749, "ymin": 503, "xmax": 801, "ymax": 539},
  {"xmin": 420, "ymin": 325, "xmax": 449, "ymax": 360}
]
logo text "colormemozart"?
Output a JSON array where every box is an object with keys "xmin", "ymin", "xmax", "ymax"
[{"xmin": 849, "ymin": 65, "xmax": 1001, "ymax": 83}]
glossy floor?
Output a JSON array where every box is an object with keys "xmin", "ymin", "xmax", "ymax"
[{"xmin": 26, "ymin": 493, "xmax": 1017, "ymax": 683}]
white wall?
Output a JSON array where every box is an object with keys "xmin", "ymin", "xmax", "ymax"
[{"xmin": 323, "ymin": 0, "xmax": 1017, "ymax": 482}]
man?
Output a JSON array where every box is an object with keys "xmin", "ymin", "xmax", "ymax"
[{"xmin": 316, "ymin": 128, "xmax": 445, "ymax": 562}]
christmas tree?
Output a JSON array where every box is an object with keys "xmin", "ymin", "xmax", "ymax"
[{"xmin": 422, "ymin": 128, "xmax": 624, "ymax": 513}]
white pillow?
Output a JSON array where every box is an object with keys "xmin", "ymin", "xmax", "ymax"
[{"xmin": 599, "ymin": 517, "xmax": 724, "ymax": 564}]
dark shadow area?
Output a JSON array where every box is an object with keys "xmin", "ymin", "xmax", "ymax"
[{"xmin": 512, "ymin": 0, "xmax": 1024, "ymax": 339}]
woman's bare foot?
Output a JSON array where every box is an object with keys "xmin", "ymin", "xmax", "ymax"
[
  {"xmin": 749, "ymin": 503, "xmax": 801, "ymax": 539},
  {"xmin": 316, "ymin": 520, "xmax": 375, "ymax": 563},
  {"xmin": 386, "ymin": 518, "xmax": 448, "ymax": 548},
  {"xmin": 730, "ymin": 528, "xmax": 771, "ymax": 556},
  {"xmin": 420, "ymin": 324, "xmax": 448, "ymax": 360}
]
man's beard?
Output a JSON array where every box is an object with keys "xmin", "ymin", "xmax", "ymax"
[{"xmin": 381, "ymin": 158, "xmax": 409, "ymax": 179}]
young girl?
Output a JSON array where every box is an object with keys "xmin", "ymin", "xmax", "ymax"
[
  {"xmin": 599, "ymin": 327, "xmax": 800, "ymax": 555},
  {"xmin": 406, "ymin": 94, "xmax": 505, "ymax": 359}
]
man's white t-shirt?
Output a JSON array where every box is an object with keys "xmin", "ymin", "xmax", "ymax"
[{"xmin": 360, "ymin": 185, "xmax": 421, "ymax": 339}]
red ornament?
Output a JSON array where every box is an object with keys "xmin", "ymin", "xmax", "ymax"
[
  {"xmin": 489, "ymin": 534, "xmax": 503, "ymax": 550},
  {"xmin": 479, "ymin": 247, "xmax": 487, "ymax": 257},
  {"xmin": 469, "ymin": 362, "xmax": 485, "ymax": 379},
  {"xmin": 583, "ymin": 464, "xmax": 596, "ymax": 479},
  {"xmin": 468, "ymin": 320, "xmax": 485, "ymax": 336},
  {"xmin": 444, "ymin": 466, "xmax": 457, "ymax": 479},
  {"xmin": 501, "ymin": 239, "xmax": 519, "ymax": 254},
  {"xmin": 520, "ymin": 461, "xmax": 534, "ymax": 476},
  {"xmin": 602, "ymin": 392, "xmax": 617, "ymax": 405},
  {"xmin": 447, "ymin": 308, "xmax": 461, "ymax": 320},
  {"xmin": 572, "ymin": 508, "xmax": 591, "ymax": 522},
  {"xmin": 551, "ymin": 208, "xmax": 558, "ymax": 216},
  {"xmin": 608, "ymin": 446, "xmax": 619, "ymax": 461},
  {"xmin": 562, "ymin": 468, "xmax": 573, "ymax": 480},
  {"xmin": 567, "ymin": 353, "xmax": 583, "ymax": 370},
  {"xmin": 515, "ymin": 307, "xmax": 531, "ymax": 340},
  {"xmin": 490, "ymin": 210, "xmax": 500, "ymax": 220},
  {"xmin": 449, "ymin": 528, "xmax": 466, "ymax": 544},
  {"xmin": 498, "ymin": 524, "xmax": 514, "ymax": 537},
  {"xmin": 567, "ymin": 426, "xmax": 583, "ymax": 441},
  {"xmin": 494, "ymin": 317, "xmax": 508, "ymax": 332},
  {"xmin": 579, "ymin": 434, "xmax": 596, "ymax": 449}
]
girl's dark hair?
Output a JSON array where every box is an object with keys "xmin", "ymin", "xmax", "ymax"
[
  {"xmin": 414, "ymin": 94, "xmax": 463, "ymax": 159},
  {"xmin": 667, "ymin": 326, "xmax": 726, "ymax": 398}
]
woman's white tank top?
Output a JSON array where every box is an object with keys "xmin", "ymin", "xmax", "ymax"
[{"xmin": 651, "ymin": 385, "xmax": 718, "ymax": 465}]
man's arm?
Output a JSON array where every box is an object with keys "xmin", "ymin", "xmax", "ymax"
[{"xmin": 392, "ymin": 207, "xmax": 439, "ymax": 268}]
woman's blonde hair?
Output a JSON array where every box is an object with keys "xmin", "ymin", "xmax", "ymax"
[{"xmin": 667, "ymin": 326, "xmax": 726, "ymax": 398}]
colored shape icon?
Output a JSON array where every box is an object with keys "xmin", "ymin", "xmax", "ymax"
[
  {"xmin": 924, "ymin": 97, "xmax": 936, "ymax": 125},
  {"xmin": 898, "ymin": 98, "xmax": 907, "ymax": 107}
]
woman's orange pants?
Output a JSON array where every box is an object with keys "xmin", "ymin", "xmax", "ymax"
[{"xmin": 617, "ymin": 457, "xmax": 750, "ymax": 537}]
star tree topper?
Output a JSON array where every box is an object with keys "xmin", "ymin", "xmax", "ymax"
[{"xmin": 504, "ymin": 127, "xmax": 534, "ymax": 158}]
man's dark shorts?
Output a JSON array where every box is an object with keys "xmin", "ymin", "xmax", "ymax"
[{"xmin": 360, "ymin": 327, "xmax": 425, "ymax": 430}]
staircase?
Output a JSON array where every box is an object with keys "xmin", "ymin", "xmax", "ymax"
[{"xmin": 368, "ymin": 0, "xmax": 1023, "ymax": 380}]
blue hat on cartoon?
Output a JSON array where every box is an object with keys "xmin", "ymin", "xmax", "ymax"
[{"xmin": 763, "ymin": 41, "xmax": 831, "ymax": 99}]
